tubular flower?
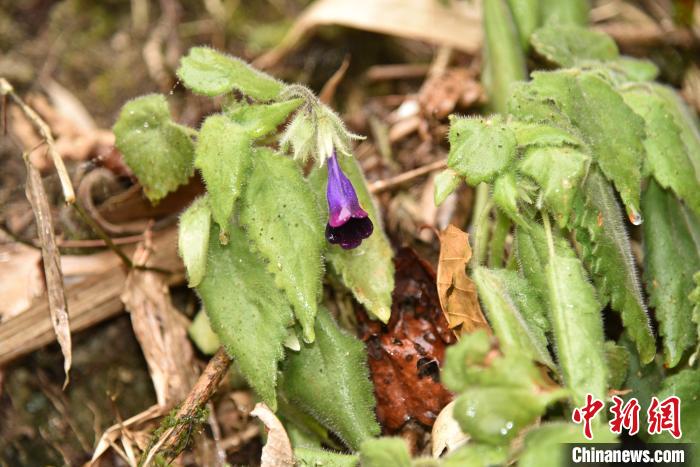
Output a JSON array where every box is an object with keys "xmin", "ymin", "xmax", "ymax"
[{"xmin": 326, "ymin": 151, "xmax": 373, "ymax": 249}]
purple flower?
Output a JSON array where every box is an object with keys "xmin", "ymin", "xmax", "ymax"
[{"xmin": 325, "ymin": 151, "xmax": 373, "ymax": 249}]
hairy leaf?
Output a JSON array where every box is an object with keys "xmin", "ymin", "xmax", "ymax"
[
  {"xmin": 453, "ymin": 387, "xmax": 565, "ymax": 445},
  {"xmin": 295, "ymin": 447, "xmax": 358, "ymax": 467},
  {"xmin": 442, "ymin": 443, "xmax": 508, "ymax": 467},
  {"xmin": 281, "ymin": 307, "xmax": 380, "ymax": 450},
  {"xmin": 241, "ymin": 148, "xmax": 324, "ymax": 342},
  {"xmin": 530, "ymin": 24, "xmax": 618, "ymax": 67},
  {"xmin": 604, "ymin": 341, "xmax": 630, "ymax": 390},
  {"xmin": 511, "ymin": 121, "xmax": 583, "ymax": 148},
  {"xmin": 113, "ymin": 94, "xmax": 194, "ymax": 203},
  {"xmin": 519, "ymin": 422, "xmax": 617, "ymax": 466},
  {"xmin": 514, "ymin": 221, "xmax": 576, "ymax": 307},
  {"xmin": 447, "ymin": 116, "xmax": 517, "ymax": 185},
  {"xmin": 310, "ymin": 155, "xmax": 394, "ymax": 323},
  {"xmin": 493, "ymin": 172, "xmax": 527, "ymax": 227},
  {"xmin": 545, "ymin": 228, "xmax": 608, "ymax": 405},
  {"xmin": 434, "ymin": 169, "xmax": 462, "ymax": 206},
  {"xmin": 442, "ymin": 330, "xmax": 557, "ymax": 397},
  {"xmin": 519, "ymin": 146, "xmax": 588, "ymax": 227},
  {"xmin": 473, "ymin": 267, "xmax": 553, "ymax": 367},
  {"xmin": 177, "ymin": 47, "xmax": 283, "ymax": 99},
  {"xmin": 649, "ymin": 369, "xmax": 700, "ymax": 443},
  {"xmin": 194, "ymin": 115, "xmax": 252, "ymax": 242},
  {"xmin": 622, "ymin": 86, "xmax": 700, "ymax": 215},
  {"xmin": 510, "ymin": 71, "xmax": 645, "ymax": 215},
  {"xmin": 226, "ymin": 98, "xmax": 304, "ymax": 139},
  {"xmin": 359, "ymin": 438, "xmax": 410, "ymax": 467},
  {"xmin": 570, "ymin": 169, "xmax": 655, "ymax": 363},
  {"xmin": 178, "ymin": 197, "xmax": 211, "ymax": 287},
  {"xmin": 642, "ymin": 181, "xmax": 700, "ymax": 367},
  {"xmin": 196, "ymin": 225, "xmax": 294, "ymax": 409}
]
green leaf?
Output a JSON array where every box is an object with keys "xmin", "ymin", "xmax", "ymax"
[
  {"xmin": 194, "ymin": 115, "xmax": 252, "ymax": 242},
  {"xmin": 178, "ymin": 197, "xmax": 211, "ymax": 287},
  {"xmin": 442, "ymin": 443, "xmax": 508, "ymax": 467},
  {"xmin": 514, "ymin": 221, "xmax": 576, "ymax": 306},
  {"xmin": 544, "ymin": 221, "xmax": 608, "ymax": 405},
  {"xmin": 519, "ymin": 422, "xmax": 617, "ymax": 466},
  {"xmin": 511, "ymin": 121, "xmax": 583, "ymax": 148},
  {"xmin": 226, "ymin": 98, "xmax": 303, "ymax": 139},
  {"xmin": 510, "ymin": 71, "xmax": 645, "ymax": 216},
  {"xmin": 447, "ymin": 116, "xmax": 517, "ymax": 185},
  {"xmin": 359, "ymin": 438, "xmax": 411, "ymax": 467},
  {"xmin": 570, "ymin": 169, "xmax": 655, "ymax": 363},
  {"xmin": 642, "ymin": 180, "xmax": 700, "ymax": 367},
  {"xmin": 113, "ymin": 94, "xmax": 195, "ymax": 203},
  {"xmin": 482, "ymin": 0, "xmax": 527, "ymax": 113},
  {"xmin": 473, "ymin": 268, "xmax": 553, "ymax": 367},
  {"xmin": 196, "ymin": 225, "xmax": 294, "ymax": 410},
  {"xmin": 240, "ymin": 148, "xmax": 325, "ymax": 342},
  {"xmin": 310, "ymin": 155, "xmax": 394, "ymax": 323},
  {"xmin": 493, "ymin": 172, "xmax": 527, "ymax": 227},
  {"xmin": 619, "ymin": 333, "xmax": 663, "ymax": 434},
  {"xmin": 606, "ymin": 57, "xmax": 659, "ymax": 83},
  {"xmin": 453, "ymin": 387, "xmax": 565, "ymax": 445},
  {"xmin": 519, "ymin": 146, "xmax": 589, "ymax": 227},
  {"xmin": 604, "ymin": 341, "xmax": 630, "ymax": 390},
  {"xmin": 652, "ymin": 86, "xmax": 700, "ymax": 203},
  {"xmin": 530, "ymin": 25, "xmax": 618, "ymax": 67},
  {"xmin": 650, "ymin": 369, "xmax": 700, "ymax": 443},
  {"xmin": 442, "ymin": 330, "xmax": 556, "ymax": 395},
  {"xmin": 622, "ymin": 86, "xmax": 700, "ymax": 216},
  {"xmin": 176, "ymin": 47, "xmax": 283, "ymax": 99},
  {"xmin": 295, "ymin": 448, "xmax": 358, "ymax": 467},
  {"xmin": 187, "ymin": 309, "xmax": 220, "ymax": 355},
  {"xmin": 691, "ymin": 273, "xmax": 700, "ymax": 364},
  {"xmin": 442, "ymin": 329, "xmax": 493, "ymax": 393},
  {"xmin": 281, "ymin": 307, "xmax": 380, "ymax": 450},
  {"xmin": 434, "ymin": 169, "xmax": 462, "ymax": 206}
]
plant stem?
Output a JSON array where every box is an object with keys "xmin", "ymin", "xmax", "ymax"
[
  {"xmin": 472, "ymin": 194, "xmax": 493, "ymax": 267},
  {"xmin": 488, "ymin": 209, "xmax": 511, "ymax": 268}
]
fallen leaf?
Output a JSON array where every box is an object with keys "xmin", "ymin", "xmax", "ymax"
[
  {"xmin": 431, "ymin": 400, "xmax": 469, "ymax": 458},
  {"xmin": 0, "ymin": 242, "xmax": 43, "ymax": 320},
  {"xmin": 121, "ymin": 236, "xmax": 197, "ymax": 406},
  {"xmin": 24, "ymin": 154, "xmax": 72, "ymax": 387},
  {"xmin": 356, "ymin": 247, "xmax": 456, "ymax": 432},
  {"xmin": 251, "ymin": 402, "xmax": 294, "ymax": 467},
  {"xmin": 436, "ymin": 224, "xmax": 489, "ymax": 335},
  {"xmin": 254, "ymin": 0, "xmax": 481, "ymax": 69}
]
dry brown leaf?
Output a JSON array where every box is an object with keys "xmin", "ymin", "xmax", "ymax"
[
  {"xmin": 90, "ymin": 404, "xmax": 167, "ymax": 465},
  {"xmin": 436, "ymin": 224, "xmax": 489, "ymax": 335},
  {"xmin": 254, "ymin": 0, "xmax": 481, "ymax": 69},
  {"xmin": 431, "ymin": 400, "xmax": 469, "ymax": 458},
  {"xmin": 121, "ymin": 237, "xmax": 197, "ymax": 406},
  {"xmin": 251, "ymin": 403, "xmax": 294, "ymax": 467},
  {"xmin": 23, "ymin": 154, "xmax": 72, "ymax": 387},
  {"xmin": 0, "ymin": 242, "xmax": 43, "ymax": 320}
]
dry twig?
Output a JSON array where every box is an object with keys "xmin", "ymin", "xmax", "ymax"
[{"xmin": 141, "ymin": 347, "xmax": 233, "ymax": 466}]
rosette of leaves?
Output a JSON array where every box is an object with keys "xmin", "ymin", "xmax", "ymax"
[
  {"xmin": 113, "ymin": 47, "xmax": 392, "ymax": 448},
  {"xmin": 436, "ymin": 19, "xmax": 700, "ymax": 438}
]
